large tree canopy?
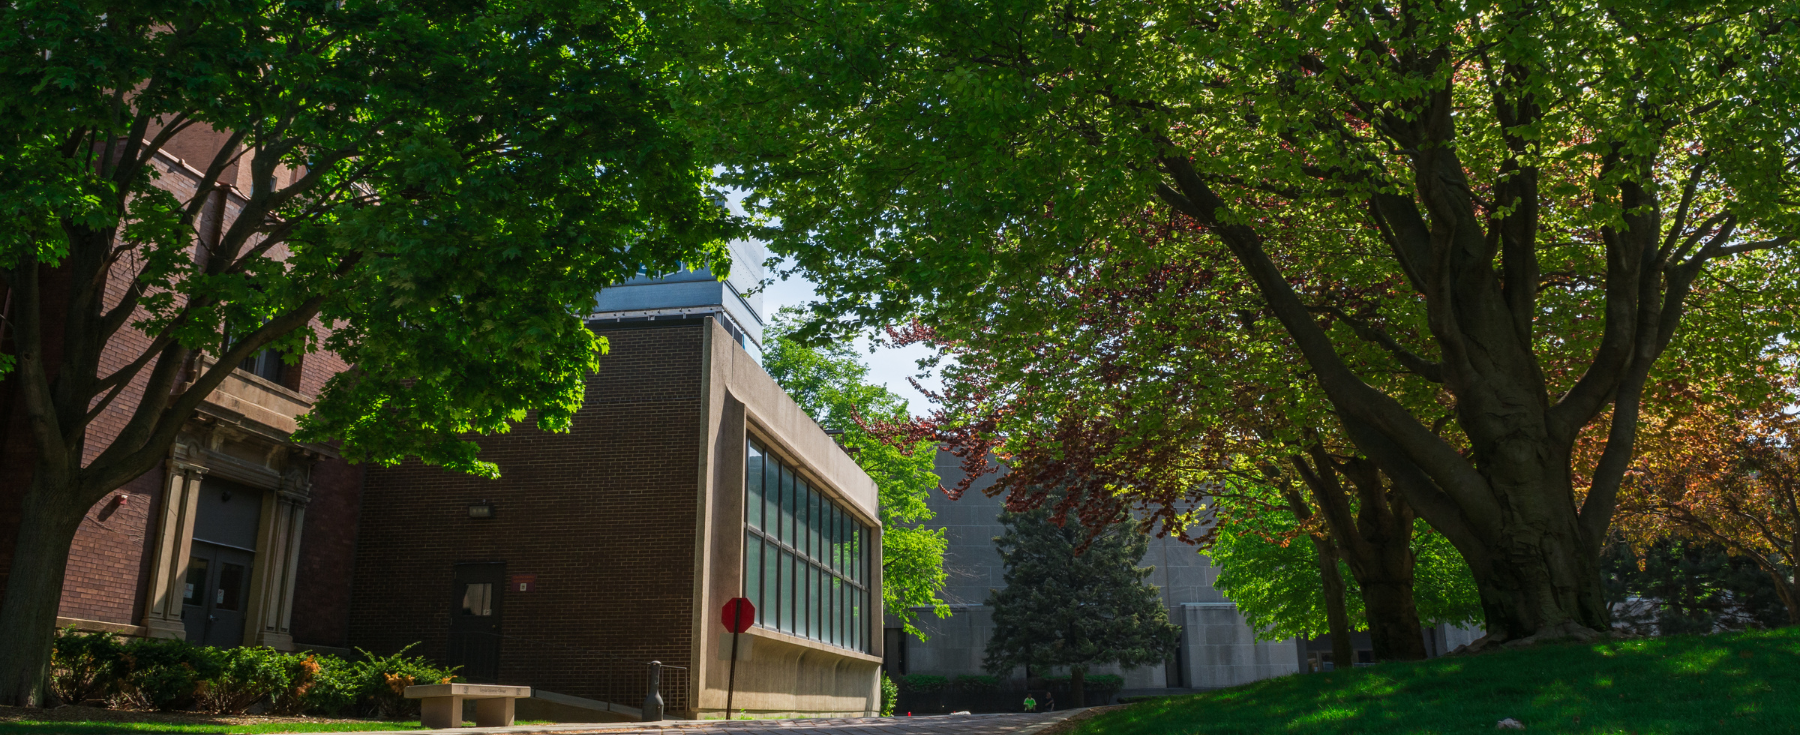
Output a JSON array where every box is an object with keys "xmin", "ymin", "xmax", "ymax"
[
  {"xmin": 666, "ymin": 0, "xmax": 1800, "ymax": 645},
  {"xmin": 0, "ymin": 0, "xmax": 732, "ymax": 705}
]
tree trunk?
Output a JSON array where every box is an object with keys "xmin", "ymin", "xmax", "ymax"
[
  {"xmin": 1462, "ymin": 513, "xmax": 1613, "ymax": 646},
  {"xmin": 1361, "ymin": 579, "xmax": 1426, "ymax": 661},
  {"xmin": 1309, "ymin": 536, "xmax": 1355, "ymax": 671},
  {"xmin": 1762, "ymin": 569, "xmax": 1800, "ymax": 626},
  {"xmin": 1069, "ymin": 666, "xmax": 1085, "ymax": 708},
  {"xmin": 0, "ymin": 470, "xmax": 87, "ymax": 707},
  {"xmin": 1295, "ymin": 453, "xmax": 1428, "ymax": 661}
]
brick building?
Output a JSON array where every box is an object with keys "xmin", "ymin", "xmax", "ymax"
[
  {"xmin": 0, "ymin": 125, "xmax": 366, "ymax": 655},
  {"xmin": 352, "ymin": 314, "xmax": 884, "ymax": 719},
  {"xmin": 1, "ymin": 125, "xmax": 883, "ymax": 717}
]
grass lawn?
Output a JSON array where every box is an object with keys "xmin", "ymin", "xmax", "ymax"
[
  {"xmin": 1073, "ymin": 627, "xmax": 1800, "ymax": 735},
  {"xmin": 0, "ymin": 720, "xmax": 427, "ymax": 734}
]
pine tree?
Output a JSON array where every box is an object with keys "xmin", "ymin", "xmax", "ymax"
[{"xmin": 984, "ymin": 509, "xmax": 1180, "ymax": 706}]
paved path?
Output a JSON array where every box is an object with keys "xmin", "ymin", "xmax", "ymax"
[{"xmin": 334, "ymin": 711, "xmax": 1083, "ymax": 735}]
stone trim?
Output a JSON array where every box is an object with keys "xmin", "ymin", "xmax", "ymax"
[{"xmin": 58, "ymin": 616, "xmax": 148, "ymax": 638}]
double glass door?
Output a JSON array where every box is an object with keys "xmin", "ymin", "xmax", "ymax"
[{"xmin": 181, "ymin": 541, "xmax": 254, "ymax": 648}]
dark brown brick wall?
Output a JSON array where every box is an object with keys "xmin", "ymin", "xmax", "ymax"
[
  {"xmin": 290, "ymin": 457, "xmax": 366, "ymax": 646},
  {"xmin": 350, "ymin": 321, "xmax": 706, "ymax": 703}
]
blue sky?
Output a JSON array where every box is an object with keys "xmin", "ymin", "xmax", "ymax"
[{"xmin": 758, "ymin": 260, "xmax": 942, "ymax": 418}]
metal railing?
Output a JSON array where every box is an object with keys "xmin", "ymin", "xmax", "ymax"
[{"xmin": 453, "ymin": 633, "xmax": 690, "ymax": 718}]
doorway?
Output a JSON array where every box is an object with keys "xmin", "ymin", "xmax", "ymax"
[
  {"xmin": 448, "ymin": 562, "xmax": 505, "ymax": 682},
  {"xmin": 181, "ymin": 542, "xmax": 254, "ymax": 647},
  {"xmin": 182, "ymin": 478, "xmax": 263, "ymax": 648}
]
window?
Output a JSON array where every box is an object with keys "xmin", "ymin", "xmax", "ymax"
[
  {"xmin": 744, "ymin": 438, "xmax": 872, "ymax": 652},
  {"xmin": 461, "ymin": 583, "xmax": 493, "ymax": 617}
]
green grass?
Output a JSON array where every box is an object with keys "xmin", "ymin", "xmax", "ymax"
[
  {"xmin": 0, "ymin": 722, "xmax": 427, "ymax": 734},
  {"xmin": 0, "ymin": 718, "xmax": 572, "ymax": 734},
  {"xmin": 1073, "ymin": 627, "xmax": 1800, "ymax": 735}
]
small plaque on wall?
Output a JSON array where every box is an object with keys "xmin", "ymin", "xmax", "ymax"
[{"xmin": 510, "ymin": 574, "xmax": 536, "ymax": 592}]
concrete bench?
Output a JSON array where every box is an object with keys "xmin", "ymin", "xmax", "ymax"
[{"xmin": 404, "ymin": 683, "xmax": 532, "ymax": 729}]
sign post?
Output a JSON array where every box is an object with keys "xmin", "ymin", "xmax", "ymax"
[{"xmin": 721, "ymin": 597, "xmax": 755, "ymax": 720}]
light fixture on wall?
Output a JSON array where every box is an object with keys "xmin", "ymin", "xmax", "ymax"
[{"xmin": 468, "ymin": 500, "xmax": 495, "ymax": 519}]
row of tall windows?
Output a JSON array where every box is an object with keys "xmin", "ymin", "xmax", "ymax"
[{"xmin": 744, "ymin": 439, "xmax": 870, "ymax": 653}]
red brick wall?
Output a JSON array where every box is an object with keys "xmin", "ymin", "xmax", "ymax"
[
  {"xmin": 290, "ymin": 457, "xmax": 366, "ymax": 647},
  {"xmin": 0, "ymin": 141, "xmax": 362, "ymax": 628},
  {"xmin": 349, "ymin": 321, "xmax": 706, "ymax": 703}
]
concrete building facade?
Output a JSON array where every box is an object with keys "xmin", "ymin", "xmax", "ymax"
[{"xmin": 889, "ymin": 452, "xmax": 1480, "ymax": 697}]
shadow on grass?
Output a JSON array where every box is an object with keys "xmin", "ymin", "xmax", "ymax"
[
  {"xmin": 0, "ymin": 718, "xmax": 425, "ymax": 734},
  {"xmin": 1074, "ymin": 627, "xmax": 1800, "ymax": 735}
]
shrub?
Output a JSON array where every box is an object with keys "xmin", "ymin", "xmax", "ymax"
[
  {"xmin": 51, "ymin": 627, "xmax": 125, "ymax": 704},
  {"xmin": 951, "ymin": 674, "xmax": 1000, "ymax": 694},
  {"xmin": 117, "ymin": 637, "xmax": 224, "ymax": 711},
  {"xmin": 900, "ymin": 673, "xmax": 949, "ymax": 693},
  {"xmin": 350, "ymin": 644, "xmax": 460, "ymax": 719},
  {"xmin": 880, "ymin": 671, "xmax": 898, "ymax": 716},
  {"xmin": 196, "ymin": 647, "xmax": 306, "ymax": 714}
]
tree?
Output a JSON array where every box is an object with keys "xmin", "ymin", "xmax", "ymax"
[
  {"xmin": 984, "ymin": 508, "xmax": 1180, "ymax": 707},
  {"xmin": 667, "ymin": 0, "xmax": 1800, "ymax": 645},
  {"xmin": 0, "ymin": 0, "xmax": 733, "ymax": 705},
  {"xmin": 1615, "ymin": 375, "xmax": 1800, "ymax": 624},
  {"xmin": 1211, "ymin": 492, "xmax": 1482, "ymax": 652},
  {"xmin": 1602, "ymin": 538, "xmax": 1790, "ymax": 635},
  {"xmin": 760, "ymin": 307, "xmax": 950, "ymax": 637},
  {"xmin": 862, "ymin": 247, "xmax": 1454, "ymax": 661}
]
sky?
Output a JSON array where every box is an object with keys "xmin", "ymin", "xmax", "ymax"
[{"xmin": 757, "ymin": 261, "xmax": 943, "ymax": 418}]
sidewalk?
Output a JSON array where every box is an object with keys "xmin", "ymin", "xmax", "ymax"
[{"xmin": 322, "ymin": 709, "xmax": 1086, "ymax": 735}]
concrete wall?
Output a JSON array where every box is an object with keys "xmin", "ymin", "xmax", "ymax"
[
  {"xmin": 890, "ymin": 451, "xmax": 1296, "ymax": 692},
  {"xmin": 693, "ymin": 317, "xmax": 882, "ymax": 718}
]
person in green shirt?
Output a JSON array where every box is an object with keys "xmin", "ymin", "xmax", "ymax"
[{"xmin": 1023, "ymin": 694, "xmax": 1037, "ymax": 712}]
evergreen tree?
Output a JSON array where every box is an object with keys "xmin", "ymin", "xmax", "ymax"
[{"xmin": 984, "ymin": 509, "xmax": 1179, "ymax": 706}]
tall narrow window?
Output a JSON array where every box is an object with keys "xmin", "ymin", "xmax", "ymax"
[
  {"xmin": 744, "ymin": 437, "xmax": 873, "ymax": 652},
  {"xmin": 746, "ymin": 442, "xmax": 765, "ymax": 531}
]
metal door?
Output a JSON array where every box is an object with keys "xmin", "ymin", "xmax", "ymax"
[
  {"xmin": 181, "ymin": 541, "xmax": 253, "ymax": 648},
  {"xmin": 448, "ymin": 562, "xmax": 505, "ymax": 682}
]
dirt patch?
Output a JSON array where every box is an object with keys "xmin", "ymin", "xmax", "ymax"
[
  {"xmin": 1032, "ymin": 705, "xmax": 1132, "ymax": 735},
  {"xmin": 0, "ymin": 704, "xmax": 404, "ymax": 728}
]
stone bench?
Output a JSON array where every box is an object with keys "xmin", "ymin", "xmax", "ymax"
[{"xmin": 404, "ymin": 683, "xmax": 532, "ymax": 729}]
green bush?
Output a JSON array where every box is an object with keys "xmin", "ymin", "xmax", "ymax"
[
  {"xmin": 349, "ymin": 644, "xmax": 461, "ymax": 719},
  {"xmin": 49, "ymin": 629, "xmax": 456, "ymax": 718},
  {"xmin": 118, "ymin": 637, "xmax": 224, "ymax": 711},
  {"xmin": 952, "ymin": 674, "xmax": 1000, "ymax": 693},
  {"xmin": 51, "ymin": 627, "xmax": 125, "ymax": 704},
  {"xmin": 196, "ymin": 646, "xmax": 309, "ymax": 714},
  {"xmin": 880, "ymin": 671, "xmax": 898, "ymax": 716},
  {"xmin": 290, "ymin": 653, "xmax": 358, "ymax": 716},
  {"xmin": 900, "ymin": 673, "xmax": 949, "ymax": 693}
]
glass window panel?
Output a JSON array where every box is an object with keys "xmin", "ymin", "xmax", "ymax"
[
  {"xmin": 762, "ymin": 539, "xmax": 778, "ymax": 627},
  {"xmin": 834, "ymin": 507, "xmax": 845, "ymax": 573},
  {"xmin": 746, "ymin": 537, "xmax": 762, "ymax": 620},
  {"xmin": 809, "ymin": 490, "xmax": 822, "ymax": 562},
  {"xmin": 765, "ymin": 458, "xmax": 780, "ymax": 544},
  {"xmin": 460, "ymin": 582, "xmax": 492, "ymax": 617},
  {"xmin": 852, "ymin": 592, "xmax": 862, "ymax": 651},
  {"xmin": 779, "ymin": 550, "xmax": 795, "ymax": 633},
  {"xmin": 796, "ymin": 480, "xmax": 809, "ymax": 558},
  {"xmin": 746, "ymin": 441, "xmax": 765, "ymax": 530},
  {"xmin": 811, "ymin": 565, "xmax": 822, "ymax": 640},
  {"xmin": 780, "ymin": 466, "xmax": 797, "ymax": 547},
  {"xmin": 830, "ymin": 577, "xmax": 841, "ymax": 647}
]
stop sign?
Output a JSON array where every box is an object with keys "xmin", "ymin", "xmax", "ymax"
[{"xmin": 721, "ymin": 597, "xmax": 755, "ymax": 633}]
